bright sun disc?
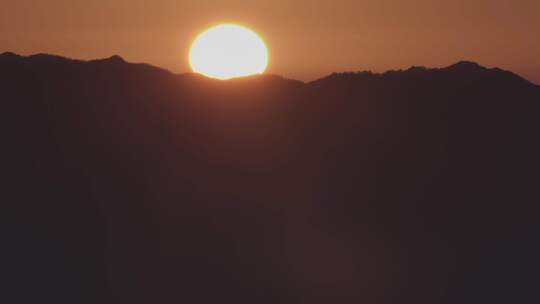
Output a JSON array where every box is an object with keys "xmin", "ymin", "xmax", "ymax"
[{"xmin": 189, "ymin": 24, "xmax": 269, "ymax": 80}]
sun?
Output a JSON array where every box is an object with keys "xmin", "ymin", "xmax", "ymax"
[{"xmin": 189, "ymin": 24, "xmax": 269, "ymax": 80}]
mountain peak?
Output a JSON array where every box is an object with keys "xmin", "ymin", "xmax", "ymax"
[
  {"xmin": 446, "ymin": 61, "xmax": 485, "ymax": 72},
  {"xmin": 108, "ymin": 55, "xmax": 125, "ymax": 63},
  {"xmin": 0, "ymin": 52, "xmax": 22, "ymax": 63},
  {"xmin": 88, "ymin": 55, "xmax": 126, "ymax": 65},
  {"xmin": 1, "ymin": 51, "xmax": 19, "ymax": 58}
]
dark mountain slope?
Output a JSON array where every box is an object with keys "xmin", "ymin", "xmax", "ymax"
[{"xmin": 2, "ymin": 53, "xmax": 540, "ymax": 304}]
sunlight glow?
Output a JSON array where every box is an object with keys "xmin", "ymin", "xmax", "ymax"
[{"xmin": 189, "ymin": 24, "xmax": 269, "ymax": 80}]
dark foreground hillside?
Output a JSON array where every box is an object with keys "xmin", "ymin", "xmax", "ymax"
[{"xmin": 2, "ymin": 52, "xmax": 540, "ymax": 304}]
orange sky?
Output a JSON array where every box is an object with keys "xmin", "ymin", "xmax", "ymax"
[{"xmin": 2, "ymin": 0, "xmax": 539, "ymax": 83}]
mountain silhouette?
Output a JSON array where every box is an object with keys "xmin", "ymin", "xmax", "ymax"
[{"xmin": 2, "ymin": 53, "xmax": 540, "ymax": 304}]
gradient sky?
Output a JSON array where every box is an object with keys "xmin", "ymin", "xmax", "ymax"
[{"xmin": 2, "ymin": 0, "xmax": 539, "ymax": 83}]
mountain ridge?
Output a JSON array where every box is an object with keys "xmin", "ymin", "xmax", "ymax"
[{"xmin": 2, "ymin": 51, "xmax": 537, "ymax": 86}]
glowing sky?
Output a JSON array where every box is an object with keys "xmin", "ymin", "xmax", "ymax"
[{"xmin": 2, "ymin": 0, "xmax": 539, "ymax": 83}]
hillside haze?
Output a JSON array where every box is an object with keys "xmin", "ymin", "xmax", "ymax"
[{"xmin": 3, "ymin": 53, "xmax": 540, "ymax": 304}]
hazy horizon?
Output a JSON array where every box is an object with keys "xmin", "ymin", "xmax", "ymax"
[{"xmin": 2, "ymin": 0, "xmax": 539, "ymax": 83}]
